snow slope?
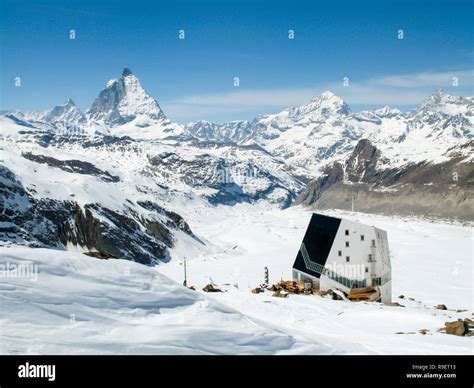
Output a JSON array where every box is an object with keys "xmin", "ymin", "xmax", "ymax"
[
  {"xmin": 0, "ymin": 246, "xmax": 330, "ymax": 355},
  {"xmin": 1, "ymin": 204, "xmax": 471, "ymax": 355},
  {"xmin": 0, "ymin": 114, "xmax": 301, "ymax": 209}
]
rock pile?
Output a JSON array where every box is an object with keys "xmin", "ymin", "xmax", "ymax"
[{"xmin": 440, "ymin": 318, "xmax": 474, "ymax": 336}]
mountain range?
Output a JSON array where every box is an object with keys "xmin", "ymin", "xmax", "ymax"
[
  {"xmin": 10, "ymin": 69, "xmax": 472, "ymax": 171},
  {"xmin": 1, "ymin": 68, "xmax": 472, "ymax": 263}
]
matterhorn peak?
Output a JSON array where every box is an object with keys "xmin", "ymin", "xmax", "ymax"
[
  {"xmin": 122, "ymin": 67, "xmax": 133, "ymax": 77},
  {"xmin": 86, "ymin": 68, "xmax": 167, "ymax": 126}
]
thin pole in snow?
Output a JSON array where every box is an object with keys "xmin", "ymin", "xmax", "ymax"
[{"xmin": 183, "ymin": 257, "xmax": 187, "ymax": 287}]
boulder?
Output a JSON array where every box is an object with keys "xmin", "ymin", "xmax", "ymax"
[
  {"xmin": 384, "ymin": 302, "xmax": 405, "ymax": 307},
  {"xmin": 444, "ymin": 320, "xmax": 467, "ymax": 336},
  {"xmin": 463, "ymin": 318, "xmax": 474, "ymax": 325},
  {"xmin": 436, "ymin": 304, "xmax": 448, "ymax": 310},
  {"xmin": 83, "ymin": 251, "xmax": 116, "ymax": 260},
  {"xmin": 332, "ymin": 291, "xmax": 344, "ymax": 301},
  {"xmin": 202, "ymin": 284, "xmax": 222, "ymax": 293}
]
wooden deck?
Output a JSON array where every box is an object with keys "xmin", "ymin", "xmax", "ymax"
[{"xmin": 347, "ymin": 287, "xmax": 380, "ymax": 302}]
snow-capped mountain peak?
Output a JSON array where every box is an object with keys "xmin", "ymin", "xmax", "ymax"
[
  {"xmin": 86, "ymin": 68, "xmax": 168, "ymax": 126},
  {"xmin": 373, "ymin": 105, "xmax": 401, "ymax": 117},
  {"xmin": 122, "ymin": 67, "xmax": 133, "ymax": 77},
  {"xmin": 419, "ymin": 89, "xmax": 449, "ymax": 110},
  {"xmin": 418, "ymin": 89, "xmax": 473, "ymax": 115},
  {"xmin": 21, "ymin": 98, "xmax": 85, "ymax": 125},
  {"xmin": 43, "ymin": 98, "xmax": 85, "ymax": 124},
  {"xmin": 292, "ymin": 91, "xmax": 352, "ymax": 118}
]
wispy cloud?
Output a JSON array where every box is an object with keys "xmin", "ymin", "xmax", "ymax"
[
  {"xmin": 370, "ymin": 69, "xmax": 473, "ymax": 88},
  {"xmin": 166, "ymin": 88, "xmax": 322, "ymax": 108},
  {"xmin": 162, "ymin": 69, "xmax": 474, "ymax": 123}
]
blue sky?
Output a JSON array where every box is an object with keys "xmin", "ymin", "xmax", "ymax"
[{"xmin": 1, "ymin": 0, "xmax": 473, "ymax": 123}]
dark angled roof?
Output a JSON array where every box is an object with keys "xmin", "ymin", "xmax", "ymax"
[{"xmin": 292, "ymin": 213, "xmax": 341, "ymax": 278}]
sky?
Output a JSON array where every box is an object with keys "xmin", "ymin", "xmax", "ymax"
[{"xmin": 1, "ymin": 0, "xmax": 473, "ymax": 123}]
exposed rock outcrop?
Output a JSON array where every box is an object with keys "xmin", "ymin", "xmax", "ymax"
[
  {"xmin": 294, "ymin": 139, "xmax": 474, "ymax": 221},
  {"xmin": 0, "ymin": 165, "xmax": 195, "ymax": 264},
  {"xmin": 22, "ymin": 152, "xmax": 120, "ymax": 182}
]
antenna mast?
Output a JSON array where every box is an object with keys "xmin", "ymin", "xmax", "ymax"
[{"xmin": 183, "ymin": 257, "xmax": 187, "ymax": 287}]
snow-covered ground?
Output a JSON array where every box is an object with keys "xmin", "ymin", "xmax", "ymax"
[
  {"xmin": 157, "ymin": 204, "xmax": 473, "ymax": 355},
  {"xmin": 1, "ymin": 203, "xmax": 472, "ymax": 355},
  {"xmin": 0, "ymin": 245, "xmax": 327, "ymax": 355}
]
